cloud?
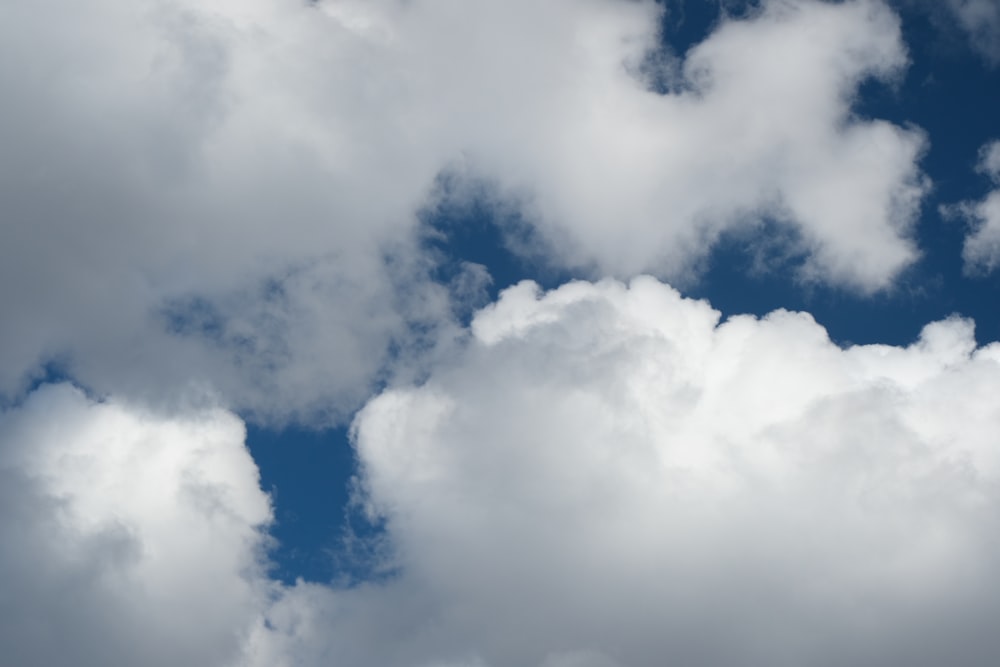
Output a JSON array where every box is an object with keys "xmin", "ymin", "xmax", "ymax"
[
  {"xmin": 247, "ymin": 276, "xmax": 1000, "ymax": 667},
  {"xmin": 0, "ymin": 0, "xmax": 460, "ymax": 420},
  {"xmin": 949, "ymin": 140, "xmax": 1000, "ymax": 274},
  {"xmin": 453, "ymin": 0, "xmax": 928, "ymax": 291},
  {"xmin": 0, "ymin": 1, "xmax": 983, "ymax": 663},
  {"xmin": 6, "ymin": 279, "xmax": 1000, "ymax": 667},
  {"xmin": 945, "ymin": 0, "xmax": 1000, "ymax": 64},
  {"xmin": 0, "ymin": 0, "xmax": 928, "ymax": 421},
  {"xmin": 0, "ymin": 384, "xmax": 272, "ymax": 667}
]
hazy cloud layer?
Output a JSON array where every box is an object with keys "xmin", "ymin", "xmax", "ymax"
[
  {"xmin": 247, "ymin": 277, "xmax": 1000, "ymax": 666},
  {"xmin": 955, "ymin": 141, "xmax": 1000, "ymax": 274},
  {"xmin": 0, "ymin": 0, "xmax": 928, "ymax": 420}
]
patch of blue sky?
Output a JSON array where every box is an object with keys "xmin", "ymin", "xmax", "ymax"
[
  {"xmin": 246, "ymin": 423, "xmax": 393, "ymax": 586},
  {"xmin": 0, "ymin": 360, "xmax": 79, "ymax": 411}
]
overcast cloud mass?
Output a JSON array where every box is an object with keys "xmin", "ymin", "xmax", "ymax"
[{"xmin": 1, "ymin": 0, "xmax": 999, "ymax": 665}]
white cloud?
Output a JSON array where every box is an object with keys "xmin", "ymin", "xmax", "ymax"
[
  {"xmin": 0, "ymin": 0, "xmax": 460, "ymax": 420},
  {"xmin": 952, "ymin": 140, "xmax": 1000, "ymax": 274},
  {"xmin": 0, "ymin": 0, "xmax": 928, "ymax": 420},
  {"xmin": 247, "ymin": 276, "xmax": 1000, "ymax": 667},
  {"xmin": 456, "ymin": 0, "xmax": 927, "ymax": 291},
  {"xmin": 0, "ymin": 0, "xmax": 981, "ymax": 662},
  {"xmin": 0, "ymin": 384, "xmax": 272, "ymax": 667},
  {"xmin": 7, "ymin": 280, "xmax": 1000, "ymax": 666}
]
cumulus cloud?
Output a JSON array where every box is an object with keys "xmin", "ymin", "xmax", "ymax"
[
  {"xmin": 0, "ymin": 0, "xmax": 929, "ymax": 420},
  {"xmin": 6, "ymin": 279, "xmax": 1000, "ymax": 667},
  {"xmin": 244, "ymin": 277, "xmax": 1000, "ymax": 667},
  {"xmin": 0, "ymin": 1, "xmax": 969, "ymax": 659},
  {"xmin": 0, "ymin": 384, "xmax": 272, "ymax": 667},
  {"xmin": 456, "ymin": 0, "xmax": 928, "ymax": 290},
  {"xmin": 950, "ymin": 140, "xmax": 1000, "ymax": 274},
  {"xmin": 0, "ymin": 0, "xmax": 461, "ymax": 420}
]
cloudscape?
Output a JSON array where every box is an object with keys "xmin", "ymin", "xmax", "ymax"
[{"xmin": 1, "ymin": 1, "xmax": 999, "ymax": 665}]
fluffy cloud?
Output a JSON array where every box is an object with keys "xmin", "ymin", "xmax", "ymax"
[
  {"xmin": 7, "ymin": 279, "xmax": 1000, "ymax": 667},
  {"xmin": 0, "ymin": 0, "xmax": 461, "ymax": 420},
  {"xmin": 0, "ymin": 0, "xmax": 928, "ymax": 420},
  {"xmin": 952, "ymin": 141, "xmax": 1000, "ymax": 274},
  {"xmin": 0, "ymin": 2, "xmax": 971, "ymax": 659},
  {"xmin": 454, "ymin": 0, "xmax": 927, "ymax": 290},
  {"xmin": 0, "ymin": 384, "xmax": 272, "ymax": 667},
  {"xmin": 249, "ymin": 277, "xmax": 1000, "ymax": 667}
]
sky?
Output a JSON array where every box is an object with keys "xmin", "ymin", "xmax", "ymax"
[{"xmin": 2, "ymin": 0, "xmax": 1000, "ymax": 665}]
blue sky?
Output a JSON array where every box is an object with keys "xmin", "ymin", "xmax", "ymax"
[{"xmin": 3, "ymin": 0, "xmax": 1000, "ymax": 665}]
